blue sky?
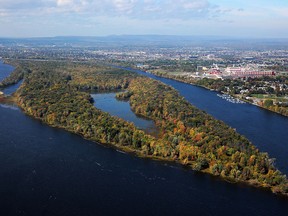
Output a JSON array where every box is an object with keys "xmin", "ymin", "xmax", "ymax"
[{"xmin": 0, "ymin": 0, "xmax": 288, "ymax": 38}]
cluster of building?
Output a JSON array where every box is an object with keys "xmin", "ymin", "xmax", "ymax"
[
  {"xmin": 204, "ymin": 64, "xmax": 276, "ymax": 79},
  {"xmin": 224, "ymin": 66, "xmax": 275, "ymax": 77}
]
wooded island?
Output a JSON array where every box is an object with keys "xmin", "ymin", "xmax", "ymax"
[{"xmin": 1, "ymin": 60, "xmax": 287, "ymax": 196}]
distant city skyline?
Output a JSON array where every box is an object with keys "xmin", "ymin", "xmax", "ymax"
[{"xmin": 1, "ymin": 0, "xmax": 288, "ymax": 38}]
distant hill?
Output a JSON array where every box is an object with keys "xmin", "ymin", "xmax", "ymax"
[{"xmin": 1, "ymin": 35, "xmax": 288, "ymax": 49}]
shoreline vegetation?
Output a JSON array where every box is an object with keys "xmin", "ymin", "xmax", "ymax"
[
  {"xmin": 1, "ymin": 60, "xmax": 288, "ymax": 196},
  {"xmin": 140, "ymin": 68, "xmax": 288, "ymax": 117}
]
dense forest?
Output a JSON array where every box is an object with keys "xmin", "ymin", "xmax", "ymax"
[{"xmin": 6, "ymin": 60, "xmax": 288, "ymax": 195}]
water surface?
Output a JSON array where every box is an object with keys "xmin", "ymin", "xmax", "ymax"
[
  {"xmin": 91, "ymin": 92, "xmax": 159, "ymax": 137},
  {"xmin": 0, "ymin": 60, "xmax": 14, "ymax": 82},
  {"xmin": 0, "ymin": 105, "xmax": 287, "ymax": 216}
]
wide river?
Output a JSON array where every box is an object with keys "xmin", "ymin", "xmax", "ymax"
[{"xmin": 0, "ymin": 62, "xmax": 287, "ymax": 215}]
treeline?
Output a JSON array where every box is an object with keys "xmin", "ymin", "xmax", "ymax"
[{"xmin": 13, "ymin": 60, "xmax": 288, "ymax": 195}]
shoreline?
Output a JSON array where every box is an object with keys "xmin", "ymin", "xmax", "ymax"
[
  {"xmin": 142, "ymin": 69, "xmax": 288, "ymax": 117},
  {"xmin": 9, "ymin": 93, "xmax": 288, "ymax": 198}
]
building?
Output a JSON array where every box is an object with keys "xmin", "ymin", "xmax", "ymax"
[{"xmin": 225, "ymin": 66, "xmax": 275, "ymax": 78}]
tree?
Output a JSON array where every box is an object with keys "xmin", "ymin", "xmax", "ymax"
[{"xmin": 264, "ymin": 99, "xmax": 273, "ymax": 108}]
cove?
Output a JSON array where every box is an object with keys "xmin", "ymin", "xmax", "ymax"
[{"xmin": 91, "ymin": 92, "xmax": 159, "ymax": 137}]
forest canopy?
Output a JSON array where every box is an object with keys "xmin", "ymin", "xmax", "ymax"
[{"xmin": 9, "ymin": 60, "xmax": 288, "ymax": 196}]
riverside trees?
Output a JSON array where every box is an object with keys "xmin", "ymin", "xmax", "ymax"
[{"xmin": 13, "ymin": 60, "xmax": 288, "ymax": 196}]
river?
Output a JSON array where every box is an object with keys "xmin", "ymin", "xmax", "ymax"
[
  {"xmin": 0, "ymin": 62, "xmax": 287, "ymax": 215},
  {"xmin": 0, "ymin": 60, "xmax": 14, "ymax": 82}
]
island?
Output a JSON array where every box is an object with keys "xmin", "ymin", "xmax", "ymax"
[{"xmin": 1, "ymin": 59, "xmax": 288, "ymax": 196}]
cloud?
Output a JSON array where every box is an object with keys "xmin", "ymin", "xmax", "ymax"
[
  {"xmin": 57, "ymin": 0, "xmax": 74, "ymax": 6},
  {"xmin": 0, "ymin": 0, "xmax": 217, "ymax": 19},
  {"xmin": 1, "ymin": 0, "xmax": 287, "ymax": 22},
  {"xmin": 111, "ymin": 0, "xmax": 138, "ymax": 12},
  {"xmin": 1, "ymin": 0, "xmax": 287, "ymax": 38}
]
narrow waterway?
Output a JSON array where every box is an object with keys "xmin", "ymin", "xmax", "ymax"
[
  {"xmin": 91, "ymin": 92, "xmax": 159, "ymax": 137},
  {"xmin": 0, "ymin": 60, "xmax": 14, "ymax": 82},
  {"xmin": 2, "ymin": 80, "xmax": 23, "ymax": 95}
]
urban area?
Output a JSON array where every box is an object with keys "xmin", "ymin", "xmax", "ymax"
[{"xmin": 0, "ymin": 36, "xmax": 287, "ymax": 116}]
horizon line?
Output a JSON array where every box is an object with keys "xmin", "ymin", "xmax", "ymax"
[{"xmin": 1, "ymin": 34, "xmax": 288, "ymax": 40}]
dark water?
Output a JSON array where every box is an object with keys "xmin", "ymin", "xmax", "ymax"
[
  {"xmin": 2, "ymin": 80, "xmax": 23, "ymax": 95},
  {"xmin": 0, "ymin": 105, "xmax": 288, "ymax": 216},
  {"xmin": 91, "ymin": 92, "xmax": 159, "ymax": 136},
  {"xmin": 116, "ymin": 66, "xmax": 288, "ymax": 175},
  {"xmin": 0, "ymin": 63, "xmax": 287, "ymax": 215},
  {"xmin": 0, "ymin": 60, "xmax": 14, "ymax": 82},
  {"xmin": 0, "ymin": 60, "xmax": 21, "ymax": 96}
]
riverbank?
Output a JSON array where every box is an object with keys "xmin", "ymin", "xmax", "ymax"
[{"xmin": 143, "ymin": 69, "xmax": 288, "ymax": 117}]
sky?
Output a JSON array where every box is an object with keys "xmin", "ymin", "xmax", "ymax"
[{"xmin": 0, "ymin": 0, "xmax": 288, "ymax": 38}]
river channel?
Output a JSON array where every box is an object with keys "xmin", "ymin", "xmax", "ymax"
[{"xmin": 91, "ymin": 92, "xmax": 159, "ymax": 137}]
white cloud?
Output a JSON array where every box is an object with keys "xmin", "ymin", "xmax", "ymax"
[
  {"xmin": 1, "ymin": 0, "xmax": 288, "ymax": 37},
  {"xmin": 183, "ymin": 0, "xmax": 209, "ymax": 10},
  {"xmin": 57, "ymin": 0, "xmax": 74, "ymax": 6},
  {"xmin": 0, "ymin": 0, "xmax": 216, "ymax": 18},
  {"xmin": 111, "ymin": 0, "xmax": 138, "ymax": 12}
]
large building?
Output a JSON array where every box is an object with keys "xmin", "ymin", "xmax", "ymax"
[{"xmin": 225, "ymin": 66, "xmax": 275, "ymax": 77}]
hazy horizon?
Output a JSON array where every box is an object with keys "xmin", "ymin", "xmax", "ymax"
[{"xmin": 1, "ymin": 34, "xmax": 288, "ymax": 40}]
